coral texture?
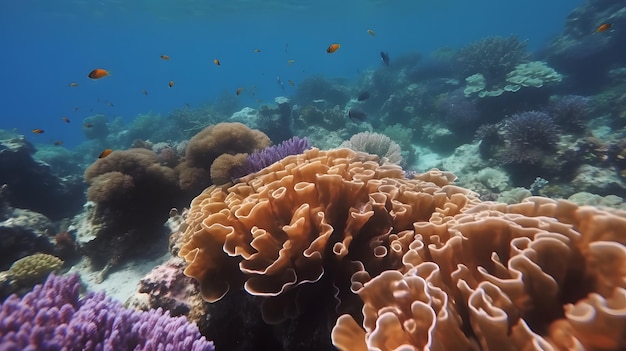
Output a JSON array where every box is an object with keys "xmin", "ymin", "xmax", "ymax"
[
  {"xmin": 177, "ymin": 122, "xmax": 271, "ymax": 191},
  {"xmin": 501, "ymin": 111, "xmax": 560, "ymax": 164},
  {"xmin": 230, "ymin": 136, "xmax": 312, "ymax": 179},
  {"xmin": 178, "ymin": 148, "xmax": 473, "ymax": 324},
  {"xmin": 456, "ymin": 35, "xmax": 530, "ymax": 86},
  {"xmin": 340, "ymin": 132, "xmax": 403, "ymax": 164},
  {"xmin": 332, "ymin": 197, "xmax": 626, "ymax": 351},
  {"xmin": 7, "ymin": 253, "xmax": 63, "ymax": 286},
  {"xmin": 0, "ymin": 273, "xmax": 214, "ymax": 351}
]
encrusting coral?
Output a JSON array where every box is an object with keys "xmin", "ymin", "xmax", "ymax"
[{"xmin": 177, "ymin": 146, "xmax": 626, "ymax": 350}]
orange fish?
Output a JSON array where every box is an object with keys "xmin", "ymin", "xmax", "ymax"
[
  {"xmin": 84, "ymin": 123, "xmax": 94, "ymax": 128},
  {"xmin": 367, "ymin": 29, "xmax": 375, "ymax": 36},
  {"xmin": 32, "ymin": 129, "xmax": 44, "ymax": 134},
  {"xmin": 61, "ymin": 116, "xmax": 70, "ymax": 123},
  {"xmin": 88, "ymin": 68, "xmax": 110, "ymax": 79},
  {"xmin": 213, "ymin": 59, "xmax": 221, "ymax": 66},
  {"xmin": 53, "ymin": 140, "xmax": 64, "ymax": 146},
  {"xmin": 98, "ymin": 149, "xmax": 113, "ymax": 158},
  {"xmin": 143, "ymin": 89, "xmax": 149, "ymax": 95},
  {"xmin": 236, "ymin": 87, "xmax": 243, "ymax": 95},
  {"xmin": 596, "ymin": 23, "xmax": 612, "ymax": 32},
  {"xmin": 160, "ymin": 54, "xmax": 170, "ymax": 60},
  {"xmin": 288, "ymin": 80, "xmax": 295, "ymax": 87},
  {"xmin": 168, "ymin": 80, "xmax": 174, "ymax": 88},
  {"xmin": 68, "ymin": 82, "xmax": 79, "ymax": 87},
  {"xmin": 327, "ymin": 43, "xmax": 340, "ymax": 53}
]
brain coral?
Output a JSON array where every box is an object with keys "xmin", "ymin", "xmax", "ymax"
[{"xmin": 178, "ymin": 148, "xmax": 476, "ymax": 323}]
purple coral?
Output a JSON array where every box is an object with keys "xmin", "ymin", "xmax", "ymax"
[
  {"xmin": 438, "ymin": 90, "xmax": 480, "ymax": 131},
  {"xmin": 230, "ymin": 136, "xmax": 311, "ymax": 179},
  {"xmin": 0, "ymin": 273, "xmax": 214, "ymax": 351},
  {"xmin": 547, "ymin": 95, "xmax": 590, "ymax": 133},
  {"xmin": 501, "ymin": 111, "xmax": 560, "ymax": 164},
  {"xmin": 455, "ymin": 35, "xmax": 529, "ymax": 85}
]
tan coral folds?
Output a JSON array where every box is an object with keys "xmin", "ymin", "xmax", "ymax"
[
  {"xmin": 333, "ymin": 198, "xmax": 626, "ymax": 351},
  {"xmin": 178, "ymin": 148, "xmax": 476, "ymax": 317}
]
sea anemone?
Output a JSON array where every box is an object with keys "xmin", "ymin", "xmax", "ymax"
[{"xmin": 500, "ymin": 110, "xmax": 560, "ymax": 164}]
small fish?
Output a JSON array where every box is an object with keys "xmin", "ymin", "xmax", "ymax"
[
  {"xmin": 88, "ymin": 68, "xmax": 109, "ymax": 79},
  {"xmin": 327, "ymin": 43, "xmax": 340, "ymax": 53},
  {"xmin": 143, "ymin": 89, "xmax": 149, "ymax": 95},
  {"xmin": 348, "ymin": 108, "xmax": 367, "ymax": 122},
  {"xmin": 73, "ymin": 107, "xmax": 80, "ymax": 111},
  {"xmin": 380, "ymin": 51, "xmax": 390, "ymax": 66},
  {"xmin": 254, "ymin": 49, "xmax": 261, "ymax": 53},
  {"xmin": 213, "ymin": 59, "xmax": 221, "ymax": 66},
  {"xmin": 357, "ymin": 91, "xmax": 370, "ymax": 101},
  {"xmin": 168, "ymin": 80, "xmax": 174, "ymax": 88},
  {"xmin": 61, "ymin": 116, "xmax": 70, "ymax": 123},
  {"xmin": 160, "ymin": 54, "xmax": 170, "ymax": 60},
  {"xmin": 106, "ymin": 100, "xmax": 114, "ymax": 107},
  {"xmin": 288, "ymin": 79, "xmax": 295, "ymax": 87},
  {"xmin": 276, "ymin": 76, "xmax": 285, "ymax": 91},
  {"xmin": 596, "ymin": 23, "xmax": 612, "ymax": 32},
  {"xmin": 98, "ymin": 149, "xmax": 113, "ymax": 158},
  {"xmin": 287, "ymin": 59, "xmax": 295, "ymax": 66},
  {"xmin": 236, "ymin": 87, "xmax": 243, "ymax": 95},
  {"xmin": 83, "ymin": 123, "xmax": 94, "ymax": 128},
  {"xmin": 32, "ymin": 129, "xmax": 44, "ymax": 134},
  {"xmin": 367, "ymin": 29, "xmax": 375, "ymax": 36},
  {"xmin": 185, "ymin": 103, "xmax": 190, "ymax": 108},
  {"xmin": 68, "ymin": 82, "xmax": 79, "ymax": 87},
  {"xmin": 53, "ymin": 140, "xmax": 64, "ymax": 146}
]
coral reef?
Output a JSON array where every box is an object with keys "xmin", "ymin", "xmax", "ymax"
[
  {"xmin": 332, "ymin": 197, "xmax": 626, "ymax": 351},
  {"xmin": 500, "ymin": 111, "xmax": 560, "ymax": 164},
  {"xmin": 0, "ymin": 135, "xmax": 84, "ymax": 221},
  {"xmin": 83, "ymin": 148, "xmax": 182, "ymax": 276},
  {"xmin": 177, "ymin": 122, "xmax": 271, "ymax": 192},
  {"xmin": 548, "ymin": 95, "xmax": 591, "ymax": 133},
  {"xmin": 4, "ymin": 253, "xmax": 63, "ymax": 288},
  {"xmin": 178, "ymin": 147, "xmax": 471, "ymax": 349},
  {"xmin": 0, "ymin": 273, "xmax": 214, "ymax": 350},
  {"xmin": 455, "ymin": 35, "xmax": 530, "ymax": 87},
  {"xmin": 340, "ymin": 132, "xmax": 403, "ymax": 164},
  {"xmin": 230, "ymin": 136, "xmax": 312, "ymax": 179}
]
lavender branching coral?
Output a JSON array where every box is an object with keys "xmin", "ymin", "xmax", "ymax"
[
  {"xmin": 500, "ymin": 110, "xmax": 560, "ymax": 164},
  {"xmin": 548, "ymin": 95, "xmax": 590, "ymax": 133},
  {"xmin": 0, "ymin": 273, "xmax": 214, "ymax": 351},
  {"xmin": 230, "ymin": 136, "xmax": 311, "ymax": 179},
  {"xmin": 456, "ymin": 35, "xmax": 530, "ymax": 86}
]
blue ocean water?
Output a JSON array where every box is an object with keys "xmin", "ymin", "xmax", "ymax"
[{"xmin": 1, "ymin": 0, "xmax": 580, "ymax": 148}]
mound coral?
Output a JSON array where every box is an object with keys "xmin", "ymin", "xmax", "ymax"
[
  {"xmin": 83, "ymin": 148, "xmax": 182, "ymax": 274},
  {"xmin": 0, "ymin": 273, "xmax": 214, "ymax": 350},
  {"xmin": 6, "ymin": 253, "xmax": 63, "ymax": 287},
  {"xmin": 177, "ymin": 122, "xmax": 271, "ymax": 190},
  {"xmin": 500, "ymin": 111, "xmax": 560, "ymax": 164}
]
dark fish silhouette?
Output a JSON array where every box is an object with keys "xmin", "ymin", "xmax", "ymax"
[
  {"xmin": 357, "ymin": 91, "xmax": 370, "ymax": 101},
  {"xmin": 348, "ymin": 108, "xmax": 367, "ymax": 122},
  {"xmin": 380, "ymin": 51, "xmax": 390, "ymax": 66}
]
